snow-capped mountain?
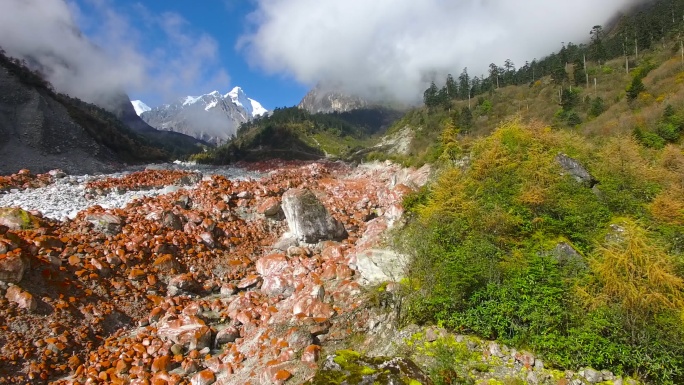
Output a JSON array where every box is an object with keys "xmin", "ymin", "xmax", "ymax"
[
  {"xmin": 131, "ymin": 100, "xmax": 151, "ymax": 116},
  {"xmin": 227, "ymin": 87, "xmax": 268, "ymax": 118},
  {"xmin": 135, "ymin": 87, "xmax": 267, "ymax": 145}
]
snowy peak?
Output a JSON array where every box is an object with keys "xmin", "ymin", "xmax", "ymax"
[
  {"xmin": 249, "ymin": 98, "xmax": 268, "ymax": 117},
  {"xmin": 131, "ymin": 100, "xmax": 151, "ymax": 116},
  {"xmin": 226, "ymin": 86, "xmax": 267, "ymax": 118},
  {"xmin": 133, "ymin": 86, "xmax": 268, "ymax": 145}
]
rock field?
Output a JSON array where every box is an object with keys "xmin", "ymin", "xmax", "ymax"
[{"xmin": 0, "ymin": 160, "xmax": 430, "ymax": 384}]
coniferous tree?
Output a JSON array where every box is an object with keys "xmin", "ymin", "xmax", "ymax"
[
  {"xmin": 458, "ymin": 68, "xmax": 471, "ymax": 100},
  {"xmin": 445, "ymin": 74, "xmax": 458, "ymax": 100},
  {"xmin": 423, "ymin": 81, "xmax": 439, "ymax": 108},
  {"xmin": 489, "ymin": 63, "xmax": 500, "ymax": 89},
  {"xmin": 504, "ymin": 59, "xmax": 515, "ymax": 85},
  {"xmin": 590, "ymin": 25, "xmax": 607, "ymax": 63}
]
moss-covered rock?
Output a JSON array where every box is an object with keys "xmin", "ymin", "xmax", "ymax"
[
  {"xmin": 0, "ymin": 207, "xmax": 41, "ymax": 230},
  {"xmin": 306, "ymin": 350, "xmax": 433, "ymax": 385}
]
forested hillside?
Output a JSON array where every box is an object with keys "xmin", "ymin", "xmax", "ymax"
[
  {"xmin": 388, "ymin": 1, "xmax": 684, "ymax": 384},
  {"xmin": 191, "ymin": 106, "xmax": 401, "ymax": 163}
]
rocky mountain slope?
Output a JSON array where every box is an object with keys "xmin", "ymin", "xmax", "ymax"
[
  {"xmin": 298, "ymin": 85, "xmax": 369, "ymax": 114},
  {"xmin": 0, "ymin": 61, "xmax": 120, "ymax": 175},
  {"xmin": 138, "ymin": 87, "xmax": 267, "ymax": 145},
  {"xmin": 0, "ymin": 51, "xmax": 207, "ymax": 175}
]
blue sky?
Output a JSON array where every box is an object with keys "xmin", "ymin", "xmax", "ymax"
[{"xmin": 71, "ymin": 0, "xmax": 308, "ymax": 110}]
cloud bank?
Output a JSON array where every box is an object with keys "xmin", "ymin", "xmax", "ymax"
[
  {"xmin": 241, "ymin": 0, "xmax": 646, "ymax": 103},
  {"xmin": 0, "ymin": 0, "xmax": 229, "ymax": 108}
]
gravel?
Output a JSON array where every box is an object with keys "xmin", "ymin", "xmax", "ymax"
[{"xmin": 0, "ymin": 164, "xmax": 262, "ymax": 220}]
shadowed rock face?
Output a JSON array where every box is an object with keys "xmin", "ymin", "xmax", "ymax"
[
  {"xmin": 298, "ymin": 86, "xmax": 369, "ymax": 114},
  {"xmin": 281, "ymin": 188, "xmax": 347, "ymax": 243},
  {"xmin": 0, "ymin": 64, "xmax": 120, "ymax": 175}
]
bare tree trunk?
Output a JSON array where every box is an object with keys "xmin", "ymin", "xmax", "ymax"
[
  {"xmin": 624, "ymin": 38, "xmax": 629, "ymax": 74},
  {"xmin": 635, "ymin": 37, "xmax": 639, "ymax": 60},
  {"xmin": 626, "ymin": 55, "xmax": 630, "ymax": 74},
  {"xmin": 584, "ymin": 55, "xmax": 589, "ymax": 88}
]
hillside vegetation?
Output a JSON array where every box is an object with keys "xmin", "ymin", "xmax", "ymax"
[
  {"xmin": 397, "ymin": 122, "xmax": 684, "ymax": 383},
  {"xmin": 387, "ymin": 1, "xmax": 684, "ymax": 384}
]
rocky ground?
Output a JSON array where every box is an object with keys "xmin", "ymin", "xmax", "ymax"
[
  {"xmin": 0, "ymin": 160, "xmax": 430, "ymax": 384},
  {"xmin": 0, "ymin": 161, "xmax": 645, "ymax": 385}
]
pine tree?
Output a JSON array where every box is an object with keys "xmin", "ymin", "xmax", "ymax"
[
  {"xmin": 423, "ymin": 81, "xmax": 439, "ymax": 108},
  {"xmin": 445, "ymin": 74, "xmax": 458, "ymax": 100}
]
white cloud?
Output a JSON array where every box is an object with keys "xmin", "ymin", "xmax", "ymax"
[
  {"xmin": 240, "ymin": 0, "xmax": 647, "ymax": 103},
  {"xmin": 0, "ymin": 0, "xmax": 229, "ymax": 108}
]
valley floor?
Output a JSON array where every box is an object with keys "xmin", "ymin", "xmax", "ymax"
[{"xmin": 0, "ymin": 161, "xmax": 646, "ymax": 385}]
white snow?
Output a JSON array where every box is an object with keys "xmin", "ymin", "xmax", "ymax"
[
  {"xmin": 226, "ymin": 86, "xmax": 246, "ymax": 108},
  {"xmin": 183, "ymin": 95, "xmax": 203, "ymax": 106},
  {"xmin": 131, "ymin": 100, "xmax": 151, "ymax": 116},
  {"xmin": 248, "ymin": 98, "xmax": 268, "ymax": 117},
  {"xmin": 226, "ymin": 86, "xmax": 267, "ymax": 118},
  {"xmin": 146, "ymin": 87, "xmax": 267, "ymax": 120},
  {"xmin": 205, "ymin": 100, "xmax": 218, "ymax": 111}
]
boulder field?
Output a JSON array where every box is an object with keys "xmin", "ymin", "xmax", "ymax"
[{"xmin": 0, "ymin": 160, "xmax": 430, "ymax": 384}]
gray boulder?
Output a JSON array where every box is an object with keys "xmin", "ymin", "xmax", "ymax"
[
  {"xmin": 355, "ymin": 249, "xmax": 408, "ymax": 285},
  {"xmin": 281, "ymin": 189, "xmax": 347, "ymax": 243},
  {"xmin": 555, "ymin": 153, "xmax": 597, "ymax": 187},
  {"xmin": 86, "ymin": 213, "xmax": 123, "ymax": 235}
]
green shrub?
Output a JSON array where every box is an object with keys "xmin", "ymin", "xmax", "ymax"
[{"xmin": 588, "ymin": 97, "xmax": 606, "ymax": 118}]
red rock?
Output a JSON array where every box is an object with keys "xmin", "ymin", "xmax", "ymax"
[
  {"xmin": 237, "ymin": 274, "xmax": 261, "ymax": 289},
  {"xmin": 301, "ymin": 345, "xmax": 321, "ymax": 363},
  {"xmin": 35, "ymin": 236, "xmax": 64, "ymax": 249},
  {"xmin": 157, "ymin": 315, "xmax": 212, "ymax": 351},
  {"xmin": 128, "ymin": 269, "xmax": 146, "ymax": 281},
  {"xmin": 321, "ymin": 244, "xmax": 344, "ymax": 260},
  {"xmin": 256, "ymin": 253, "xmax": 290, "ymax": 277},
  {"xmin": 191, "ymin": 369, "xmax": 215, "ymax": 385},
  {"xmin": 292, "ymin": 296, "xmax": 335, "ymax": 319},
  {"xmin": 151, "ymin": 356, "xmax": 172, "ymax": 373},
  {"xmin": 0, "ymin": 252, "xmax": 28, "ymax": 283},
  {"xmin": 214, "ymin": 326, "xmax": 240, "ymax": 347},
  {"xmin": 257, "ymin": 197, "xmax": 281, "ymax": 216},
  {"xmin": 273, "ymin": 369, "xmax": 292, "ymax": 382},
  {"xmin": 5, "ymin": 285, "xmax": 37, "ymax": 312},
  {"xmin": 153, "ymin": 254, "xmax": 180, "ymax": 272}
]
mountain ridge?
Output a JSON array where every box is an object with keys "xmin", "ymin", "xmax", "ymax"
[{"xmin": 135, "ymin": 86, "xmax": 268, "ymax": 145}]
